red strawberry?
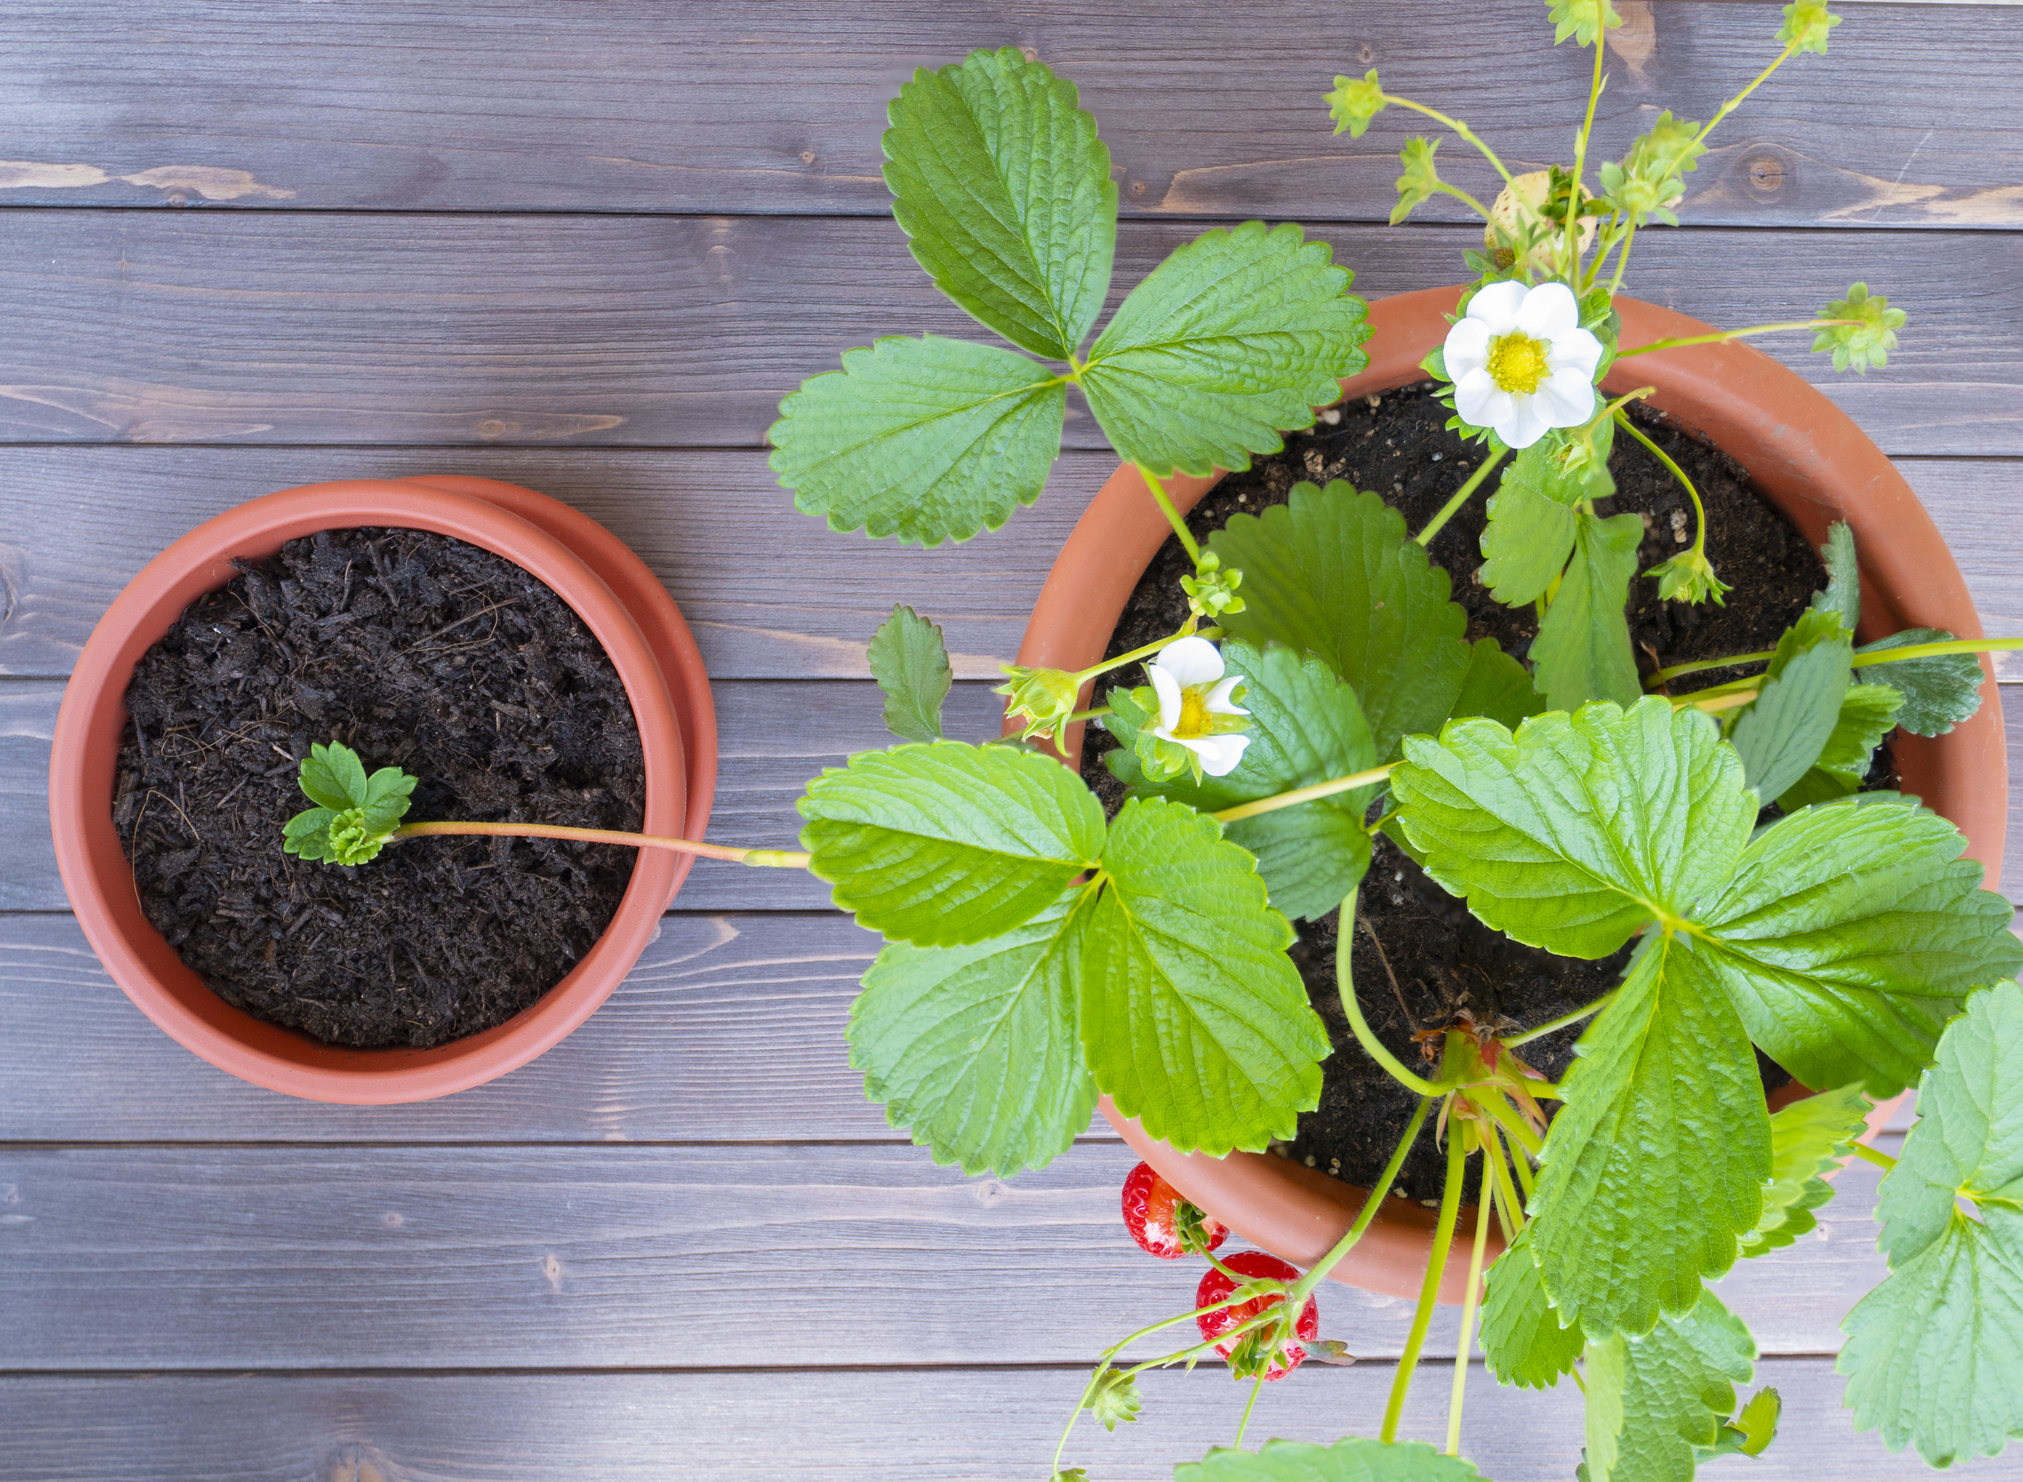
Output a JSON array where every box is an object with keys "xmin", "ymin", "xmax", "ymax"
[
  {"xmin": 1195, "ymin": 1251, "xmax": 1320, "ymax": 1381},
  {"xmin": 1121, "ymin": 1161, "xmax": 1228, "ymax": 1260}
]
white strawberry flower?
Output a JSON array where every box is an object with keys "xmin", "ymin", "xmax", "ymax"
[
  {"xmin": 1443, "ymin": 280, "xmax": 1605, "ymax": 450},
  {"xmin": 1147, "ymin": 636, "xmax": 1251, "ymax": 777}
]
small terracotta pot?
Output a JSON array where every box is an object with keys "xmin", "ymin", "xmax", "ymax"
[
  {"xmin": 1016, "ymin": 287, "xmax": 2001, "ymax": 1301},
  {"xmin": 48, "ymin": 476, "xmax": 716, "ymax": 1105}
]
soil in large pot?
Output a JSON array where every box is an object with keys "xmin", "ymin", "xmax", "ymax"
[
  {"xmin": 1082, "ymin": 385, "xmax": 1886, "ymax": 1202},
  {"xmin": 114, "ymin": 526, "xmax": 646, "ymax": 1050}
]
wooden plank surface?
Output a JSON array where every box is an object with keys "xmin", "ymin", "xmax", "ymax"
[
  {"xmin": 0, "ymin": 1141, "xmax": 1896, "ymax": 1368},
  {"xmin": 0, "ymin": 1358, "xmax": 1994, "ymax": 1482},
  {"xmin": 4, "ymin": 2, "xmax": 2019, "ymax": 230},
  {"xmin": 5, "ymin": 214, "xmax": 2021, "ymax": 456}
]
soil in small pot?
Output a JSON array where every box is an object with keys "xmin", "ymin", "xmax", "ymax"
[
  {"xmin": 114, "ymin": 526, "xmax": 646, "ymax": 1050},
  {"xmin": 1083, "ymin": 386, "xmax": 1894, "ymax": 1201}
]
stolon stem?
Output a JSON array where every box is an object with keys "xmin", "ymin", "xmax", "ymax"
[{"xmin": 391, "ymin": 821, "xmax": 809, "ymax": 868}]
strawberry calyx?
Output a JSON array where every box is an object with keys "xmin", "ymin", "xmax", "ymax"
[
  {"xmin": 1121, "ymin": 1161, "xmax": 1228, "ymax": 1260},
  {"xmin": 1194, "ymin": 1250, "xmax": 1320, "ymax": 1381}
]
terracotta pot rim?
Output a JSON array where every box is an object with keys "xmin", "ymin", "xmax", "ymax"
[
  {"xmin": 48, "ymin": 475, "xmax": 717, "ymax": 1105},
  {"xmin": 1016, "ymin": 285, "xmax": 2003, "ymax": 1301}
]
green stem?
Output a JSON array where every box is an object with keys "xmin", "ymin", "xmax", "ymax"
[
  {"xmin": 1502, "ymin": 990, "xmax": 1614, "ymax": 1047},
  {"xmin": 1860, "ymin": 637, "xmax": 2023, "ymax": 667},
  {"xmin": 1290, "ymin": 1096, "xmax": 1436, "ymax": 1304},
  {"xmin": 1233, "ymin": 1369, "xmax": 1269, "ymax": 1449},
  {"xmin": 1646, "ymin": 650, "xmax": 1775, "ymax": 687},
  {"xmin": 391, "ymin": 821, "xmax": 809, "ymax": 867},
  {"xmin": 1506, "ymin": 1124, "xmax": 1537, "ymax": 1201},
  {"xmin": 1382, "ymin": 1124, "xmax": 1469, "ymax": 1444},
  {"xmin": 1137, "ymin": 464, "xmax": 1202, "ymax": 567},
  {"xmin": 1381, "ymin": 96, "xmax": 1521, "ymax": 189},
  {"xmin": 1484, "ymin": 1125, "xmax": 1527, "ymax": 1241},
  {"xmin": 1851, "ymin": 1141, "xmax": 1899, "ymax": 1173},
  {"xmin": 1615, "ymin": 411, "xmax": 1710, "ymax": 567},
  {"xmin": 1064, "ymin": 705, "xmax": 1112, "ymax": 725},
  {"xmin": 1694, "ymin": 44, "xmax": 1799, "ymax": 150},
  {"xmin": 1566, "ymin": 32, "xmax": 1606, "ymax": 275},
  {"xmin": 1446, "ymin": 1168, "xmax": 1496, "ymax": 1456},
  {"xmin": 1616, "ymin": 318, "xmax": 1870, "ymax": 360},
  {"xmin": 1336, "ymin": 889, "xmax": 1453, "ymax": 1099},
  {"xmin": 1415, "ymin": 447, "xmax": 1509, "ymax": 547},
  {"xmin": 1072, "ymin": 626, "xmax": 1197, "ymax": 687},
  {"xmin": 1467, "ymin": 1086, "xmax": 1546, "ymax": 1159},
  {"xmin": 1433, "ymin": 180, "xmax": 1496, "ymax": 220},
  {"xmin": 1212, "ymin": 763, "xmax": 1398, "ymax": 824},
  {"xmin": 1606, "ymin": 220, "xmax": 1637, "ymax": 296}
]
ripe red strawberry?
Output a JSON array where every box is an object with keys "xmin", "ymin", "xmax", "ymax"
[
  {"xmin": 1121, "ymin": 1161, "xmax": 1227, "ymax": 1260},
  {"xmin": 1195, "ymin": 1250, "xmax": 1319, "ymax": 1381}
]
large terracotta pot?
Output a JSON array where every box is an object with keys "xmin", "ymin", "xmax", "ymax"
[
  {"xmin": 48, "ymin": 475, "xmax": 717, "ymax": 1105},
  {"xmin": 1016, "ymin": 287, "xmax": 2000, "ymax": 1300}
]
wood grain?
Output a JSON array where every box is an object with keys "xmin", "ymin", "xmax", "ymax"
[
  {"xmin": 0, "ymin": 1357, "xmax": 1983, "ymax": 1482},
  {"xmin": 2, "ymin": 2, "xmax": 2018, "ymax": 230},
  {"xmin": 3, "ymin": 214, "xmax": 2020, "ymax": 455},
  {"xmin": 0, "ymin": 1141, "xmax": 1896, "ymax": 1368}
]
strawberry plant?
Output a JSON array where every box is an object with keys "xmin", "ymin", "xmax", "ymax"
[{"xmin": 281, "ymin": 19, "xmax": 2023, "ymax": 1478}]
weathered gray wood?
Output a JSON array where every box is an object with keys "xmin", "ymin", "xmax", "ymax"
[
  {"xmin": 0, "ymin": 1141, "xmax": 1894, "ymax": 1367},
  {"xmin": 3, "ymin": 214, "xmax": 2018, "ymax": 455},
  {"xmin": 0, "ymin": 446, "xmax": 1106, "ymax": 681},
  {"xmin": 3, "ymin": 1, "xmax": 2018, "ymax": 231},
  {"xmin": 0, "ymin": 1356, "xmax": 1982, "ymax": 1482}
]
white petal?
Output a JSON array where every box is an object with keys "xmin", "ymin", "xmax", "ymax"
[
  {"xmin": 1153, "ymin": 635, "xmax": 1225, "ymax": 689},
  {"xmin": 1182, "ymin": 733, "xmax": 1251, "ymax": 777},
  {"xmin": 1533, "ymin": 368, "xmax": 1597, "ymax": 426},
  {"xmin": 1443, "ymin": 317, "xmax": 1493, "ymax": 376},
  {"xmin": 1500, "ymin": 395, "xmax": 1553, "ymax": 449},
  {"xmin": 1547, "ymin": 325, "xmax": 1605, "ymax": 380},
  {"xmin": 1204, "ymin": 676, "xmax": 1249, "ymax": 715},
  {"xmin": 1453, "ymin": 367, "xmax": 1501, "ymax": 427},
  {"xmin": 1148, "ymin": 665, "xmax": 1183, "ymax": 733},
  {"xmin": 1515, "ymin": 281, "xmax": 1578, "ymax": 338},
  {"xmin": 1466, "ymin": 280, "xmax": 1526, "ymax": 332}
]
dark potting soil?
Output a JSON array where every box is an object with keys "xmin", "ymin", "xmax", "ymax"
[
  {"xmin": 1081, "ymin": 386, "xmax": 1861, "ymax": 1201},
  {"xmin": 115, "ymin": 527, "xmax": 646, "ymax": 1050}
]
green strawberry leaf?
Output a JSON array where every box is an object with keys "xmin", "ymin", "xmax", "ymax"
[
  {"xmin": 799, "ymin": 741, "xmax": 1105, "ymax": 947},
  {"xmin": 1774, "ymin": 682, "xmax": 1902, "ymax": 812},
  {"xmin": 1480, "ymin": 1226, "xmax": 1585, "ymax": 1388},
  {"xmin": 1529, "ymin": 509, "xmax": 1644, "ymax": 711},
  {"xmin": 300, "ymin": 740, "xmax": 368, "ymax": 811},
  {"xmin": 1079, "ymin": 222, "xmax": 1371, "ymax": 478},
  {"xmin": 769, "ymin": 334, "xmax": 1067, "ymax": 547},
  {"xmin": 1103, "ymin": 640, "xmax": 1379, "ymax": 921},
  {"xmin": 1857, "ymin": 627, "xmax": 1985, "ymax": 737},
  {"xmin": 1808, "ymin": 519, "xmax": 1860, "ymax": 631},
  {"xmin": 1210, "ymin": 482, "xmax": 1472, "ymax": 762},
  {"xmin": 1741, "ymin": 1082, "xmax": 1870, "ymax": 1256},
  {"xmin": 1449, "ymin": 638, "xmax": 1546, "ymax": 733},
  {"xmin": 1176, "ymin": 1436, "xmax": 1488, "ymax": 1480},
  {"xmin": 1728, "ymin": 615, "xmax": 1852, "ymax": 803},
  {"xmin": 357, "ymin": 766, "xmax": 418, "ymax": 836},
  {"xmin": 868, "ymin": 604, "xmax": 953, "ymax": 744},
  {"xmin": 849, "ymin": 894, "xmax": 1093, "ymax": 1177},
  {"xmin": 1583, "ymin": 1287, "xmax": 1757, "ymax": 1482},
  {"xmin": 281, "ymin": 806, "xmax": 339, "ymax": 862},
  {"xmin": 1529, "ymin": 931, "xmax": 1771, "ymax": 1337},
  {"xmin": 1080, "ymin": 797, "xmax": 1329, "ymax": 1156},
  {"xmin": 1478, "ymin": 449, "xmax": 1577, "ymax": 607},
  {"xmin": 1392, "ymin": 700, "xmax": 1756, "ymax": 961},
  {"xmin": 1695, "ymin": 794, "xmax": 2022, "ymax": 1098},
  {"xmin": 1840, "ymin": 979, "xmax": 2023, "ymax": 1468},
  {"xmin": 882, "ymin": 48, "xmax": 1115, "ymax": 360}
]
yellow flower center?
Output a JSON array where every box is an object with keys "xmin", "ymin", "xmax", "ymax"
[
  {"xmin": 1487, "ymin": 332, "xmax": 1551, "ymax": 395},
  {"xmin": 1175, "ymin": 687, "xmax": 1214, "ymax": 739}
]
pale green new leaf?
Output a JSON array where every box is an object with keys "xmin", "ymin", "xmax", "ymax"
[
  {"xmin": 1080, "ymin": 222, "xmax": 1371, "ymax": 477},
  {"xmin": 1696, "ymin": 794, "xmax": 2022, "ymax": 1097},
  {"xmin": 1529, "ymin": 934, "xmax": 1771, "ymax": 1337},
  {"xmin": 1176, "ymin": 1436, "xmax": 1488, "ymax": 1481},
  {"xmin": 1080, "ymin": 797, "xmax": 1329, "ymax": 1156},
  {"xmin": 1840, "ymin": 979, "xmax": 2023, "ymax": 1467},
  {"xmin": 1478, "ymin": 451, "xmax": 1577, "ymax": 606},
  {"xmin": 1391, "ymin": 699, "xmax": 1756, "ymax": 960},
  {"xmin": 1103, "ymin": 640, "xmax": 1379, "ymax": 921},
  {"xmin": 358, "ymin": 766, "xmax": 418, "ymax": 836},
  {"xmin": 799, "ymin": 741, "xmax": 1105, "ymax": 947},
  {"xmin": 1583, "ymin": 1287, "xmax": 1756, "ymax": 1482},
  {"xmin": 1211, "ymin": 482, "xmax": 1472, "ymax": 761},
  {"xmin": 1728, "ymin": 625, "xmax": 1851, "ymax": 803},
  {"xmin": 883, "ymin": 48, "xmax": 1115, "ymax": 359},
  {"xmin": 282, "ymin": 806, "xmax": 338, "ymax": 860},
  {"xmin": 868, "ymin": 604, "xmax": 952, "ymax": 744},
  {"xmin": 300, "ymin": 740, "xmax": 368, "ymax": 811},
  {"xmin": 849, "ymin": 894, "xmax": 1094, "ymax": 1176},
  {"xmin": 1858, "ymin": 628, "xmax": 1984, "ymax": 737},
  {"xmin": 769, "ymin": 335, "xmax": 1066, "ymax": 546},
  {"xmin": 1774, "ymin": 682, "xmax": 1902, "ymax": 812},
  {"xmin": 1450, "ymin": 639, "xmax": 1545, "ymax": 733},
  {"xmin": 1480, "ymin": 1226, "xmax": 1585, "ymax": 1388},
  {"xmin": 1741, "ymin": 1082, "xmax": 1870, "ymax": 1256},
  {"xmin": 1530, "ymin": 510, "xmax": 1644, "ymax": 711}
]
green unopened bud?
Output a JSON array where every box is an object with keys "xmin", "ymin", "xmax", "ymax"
[
  {"xmin": 994, "ymin": 664, "xmax": 1082, "ymax": 749},
  {"xmin": 1777, "ymin": 0, "xmax": 1840, "ymax": 54},
  {"xmin": 1180, "ymin": 554, "xmax": 1245, "ymax": 618},
  {"xmin": 1648, "ymin": 547, "xmax": 1731, "ymax": 607},
  {"xmin": 1812, "ymin": 282, "xmax": 1904, "ymax": 374},
  {"xmin": 1325, "ymin": 68, "xmax": 1386, "ymax": 138}
]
